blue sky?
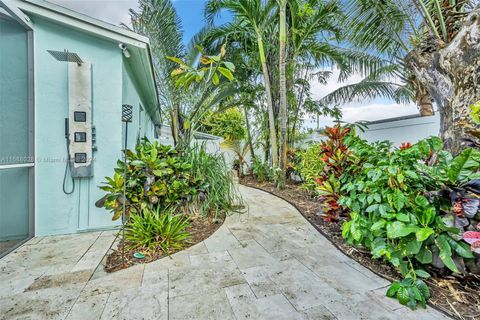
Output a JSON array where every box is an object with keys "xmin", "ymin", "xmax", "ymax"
[
  {"xmin": 174, "ymin": 0, "xmax": 206, "ymax": 42},
  {"xmin": 173, "ymin": 0, "xmax": 232, "ymax": 43}
]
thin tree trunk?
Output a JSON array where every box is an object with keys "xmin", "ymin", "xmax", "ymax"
[
  {"xmin": 407, "ymin": 8, "xmax": 480, "ymax": 155},
  {"xmin": 257, "ymin": 34, "xmax": 278, "ymax": 167},
  {"xmin": 243, "ymin": 104, "xmax": 256, "ymax": 162},
  {"xmin": 170, "ymin": 108, "xmax": 180, "ymax": 146},
  {"xmin": 290, "ymin": 66, "xmax": 309, "ymax": 147}
]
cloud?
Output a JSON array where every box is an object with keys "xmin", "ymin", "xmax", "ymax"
[
  {"xmin": 307, "ymin": 67, "xmax": 418, "ymax": 126},
  {"xmin": 48, "ymin": 0, "xmax": 138, "ymax": 26}
]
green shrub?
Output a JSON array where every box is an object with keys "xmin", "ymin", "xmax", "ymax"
[
  {"xmin": 201, "ymin": 108, "xmax": 246, "ymax": 142},
  {"xmin": 125, "ymin": 206, "xmax": 190, "ymax": 253},
  {"xmin": 184, "ymin": 143, "xmax": 241, "ymax": 219},
  {"xmin": 339, "ymin": 135, "xmax": 476, "ymax": 309},
  {"xmin": 99, "ymin": 138, "xmax": 204, "ymax": 220},
  {"xmin": 252, "ymin": 159, "xmax": 275, "ymax": 182},
  {"xmin": 295, "ymin": 143, "xmax": 324, "ymax": 192}
]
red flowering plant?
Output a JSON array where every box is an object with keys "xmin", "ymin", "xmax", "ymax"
[
  {"xmin": 314, "ymin": 125, "xmax": 354, "ymax": 222},
  {"xmin": 400, "ymin": 142, "xmax": 412, "ymax": 150}
]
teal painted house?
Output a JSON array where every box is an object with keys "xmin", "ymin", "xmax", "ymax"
[{"xmin": 0, "ymin": 0, "xmax": 161, "ymax": 256}]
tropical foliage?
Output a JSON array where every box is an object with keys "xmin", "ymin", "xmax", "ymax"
[
  {"xmin": 98, "ymin": 138, "xmax": 239, "ymax": 252},
  {"xmin": 121, "ymin": 0, "xmax": 480, "ymax": 312},
  {"xmin": 99, "ymin": 139, "xmax": 203, "ymax": 220},
  {"xmin": 201, "ymin": 108, "xmax": 246, "ymax": 142},
  {"xmin": 294, "ymin": 124, "xmax": 480, "ymax": 309}
]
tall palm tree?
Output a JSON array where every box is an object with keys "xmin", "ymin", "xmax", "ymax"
[
  {"xmin": 277, "ymin": 0, "xmax": 288, "ymax": 186},
  {"xmin": 205, "ymin": 0, "xmax": 279, "ymax": 167}
]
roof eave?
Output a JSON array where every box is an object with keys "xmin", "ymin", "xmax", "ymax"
[
  {"xmin": 0, "ymin": 0, "xmax": 33, "ymax": 29},
  {"xmin": 12, "ymin": 0, "xmax": 149, "ymax": 48}
]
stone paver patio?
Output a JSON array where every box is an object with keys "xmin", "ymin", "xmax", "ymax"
[{"xmin": 0, "ymin": 185, "xmax": 450, "ymax": 320}]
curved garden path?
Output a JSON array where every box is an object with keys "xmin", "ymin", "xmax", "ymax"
[{"xmin": 0, "ymin": 185, "xmax": 450, "ymax": 319}]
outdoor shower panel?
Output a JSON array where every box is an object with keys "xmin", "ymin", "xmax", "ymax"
[{"xmin": 68, "ymin": 62, "xmax": 93, "ymax": 178}]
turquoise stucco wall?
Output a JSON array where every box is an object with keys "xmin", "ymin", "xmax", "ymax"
[
  {"xmin": 0, "ymin": 17, "xmax": 30, "ymax": 241},
  {"xmin": 33, "ymin": 17, "xmax": 156, "ymax": 236},
  {"xmin": 122, "ymin": 58, "xmax": 156, "ymax": 146}
]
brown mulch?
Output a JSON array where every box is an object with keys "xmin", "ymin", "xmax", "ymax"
[
  {"xmin": 240, "ymin": 176, "xmax": 480, "ymax": 320},
  {"xmin": 104, "ymin": 215, "xmax": 224, "ymax": 273}
]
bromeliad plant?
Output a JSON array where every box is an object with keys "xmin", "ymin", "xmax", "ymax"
[
  {"xmin": 125, "ymin": 206, "xmax": 191, "ymax": 254},
  {"xmin": 339, "ymin": 135, "xmax": 476, "ymax": 309}
]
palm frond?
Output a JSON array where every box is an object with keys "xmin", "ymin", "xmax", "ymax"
[{"xmin": 318, "ymin": 81, "xmax": 406, "ymax": 106}]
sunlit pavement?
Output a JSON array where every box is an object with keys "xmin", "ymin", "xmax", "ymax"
[{"xmin": 0, "ymin": 185, "xmax": 450, "ymax": 319}]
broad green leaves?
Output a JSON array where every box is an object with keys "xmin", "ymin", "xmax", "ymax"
[
  {"xmin": 336, "ymin": 135, "xmax": 478, "ymax": 310},
  {"xmin": 168, "ymin": 46, "xmax": 235, "ymax": 91},
  {"xmin": 386, "ymin": 221, "xmax": 418, "ymax": 239},
  {"xmin": 386, "ymin": 279, "xmax": 430, "ymax": 309},
  {"xmin": 447, "ymin": 148, "xmax": 480, "ymax": 183},
  {"xmin": 435, "ymin": 235, "xmax": 458, "ymax": 273},
  {"xmin": 416, "ymin": 227, "xmax": 434, "ymax": 242},
  {"xmin": 415, "ymin": 247, "xmax": 433, "ymax": 264}
]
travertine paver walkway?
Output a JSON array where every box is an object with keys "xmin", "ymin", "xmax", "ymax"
[{"xmin": 0, "ymin": 185, "xmax": 450, "ymax": 320}]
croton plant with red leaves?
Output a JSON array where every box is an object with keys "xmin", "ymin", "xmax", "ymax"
[{"xmin": 314, "ymin": 125, "xmax": 353, "ymax": 222}]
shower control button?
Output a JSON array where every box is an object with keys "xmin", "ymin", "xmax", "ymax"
[
  {"xmin": 74, "ymin": 132, "xmax": 87, "ymax": 142},
  {"xmin": 74, "ymin": 153, "xmax": 87, "ymax": 163},
  {"xmin": 74, "ymin": 111, "xmax": 87, "ymax": 122}
]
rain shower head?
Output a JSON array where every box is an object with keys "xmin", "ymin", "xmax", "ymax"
[{"xmin": 47, "ymin": 50, "xmax": 83, "ymax": 64}]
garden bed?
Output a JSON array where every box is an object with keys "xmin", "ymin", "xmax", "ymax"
[
  {"xmin": 104, "ymin": 215, "xmax": 224, "ymax": 273},
  {"xmin": 240, "ymin": 176, "xmax": 480, "ymax": 320}
]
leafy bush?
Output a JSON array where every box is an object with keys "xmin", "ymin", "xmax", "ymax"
[
  {"xmin": 125, "ymin": 206, "xmax": 190, "ymax": 253},
  {"xmin": 184, "ymin": 143, "xmax": 241, "ymax": 219},
  {"xmin": 252, "ymin": 159, "xmax": 275, "ymax": 182},
  {"xmin": 99, "ymin": 138, "xmax": 204, "ymax": 220},
  {"xmin": 201, "ymin": 108, "xmax": 246, "ymax": 142},
  {"xmin": 339, "ymin": 135, "xmax": 477, "ymax": 309},
  {"xmin": 295, "ymin": 143, "xmax": 324, "ymax": 192}
]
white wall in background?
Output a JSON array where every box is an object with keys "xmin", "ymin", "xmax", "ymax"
[
  {"xmin": 358, "ymin": 114, "xmax": 440, "ymax": 146},
  {"xmin": 157, "ymin": 125, "xmax": 222, "ymax": 154}
]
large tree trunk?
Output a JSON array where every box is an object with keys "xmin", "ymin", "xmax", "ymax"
[
  {"xmin": 257, "ymin": 35, "xmax": 279, "ymax": 167},
  {"xmin": 278, "ymin": 1, "xmax": 288, "ymax": 187},
  {"xmin": 407, "ymin": 9, "xmax": 480, "ymax": 155}
]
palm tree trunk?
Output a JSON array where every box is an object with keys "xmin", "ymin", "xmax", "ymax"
[
  {"xmin": 278, "ymin": 1, "xmax": 288, "ymax": 187},
  {"xmin": 415, "ymin": 84, "xmax": 435, "ymax": 116},
  {"xmin": 257, "ymin": 34, "xmax": 278, "ymax": 167}
]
